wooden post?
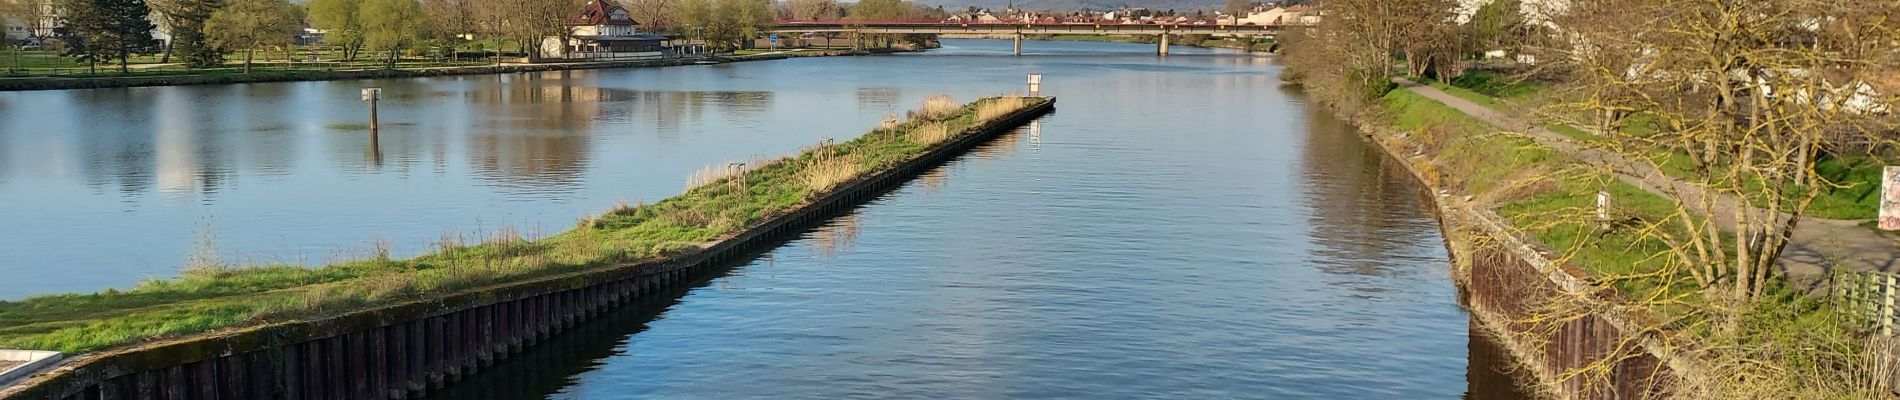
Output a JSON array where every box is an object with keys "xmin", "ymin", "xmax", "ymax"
[
  {"xmin": 1885, "ymin": 273, "xmax": 1896, "ymax": 336},
  {"xmin": 362, "ymin": 88, "xmax": 382, "ymax": 133}
]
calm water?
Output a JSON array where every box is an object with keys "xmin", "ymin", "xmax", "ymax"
[{"xmin": 0, "ymin": 39, "xmax": 1530, "ymax": 398}]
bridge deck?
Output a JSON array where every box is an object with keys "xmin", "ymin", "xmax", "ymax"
[{"xmin": 767, "ymin": 21, "xmax": 1282, "ymax": 36}]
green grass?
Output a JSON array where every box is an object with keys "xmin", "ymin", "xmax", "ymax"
[
  {"xmin": 0, "ymin": 96, "xmax": 1048, "ymax": 353},
  {"xmin": 1794, "ymin": 155, "xmax": 1883, "ymax": 220},
  {"xmin": 1544, "ymin": 123, "xmax": 1600, "ymax": 142},
  {"xmin": 1445, "ymin": 70, "xmax": 1545, "ymax": 100},
  {"xmin": 1428, "ymin": 71, "xmax": 1882, "ymax": 221},
  {"xmin": 1422, "ymin": 78, "xmax": 1503, "ymax": 107}
]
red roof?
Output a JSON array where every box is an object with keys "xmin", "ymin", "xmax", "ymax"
[{"xmin": 574, "ymin": 0, "xmax": 637, "ymax": 26}]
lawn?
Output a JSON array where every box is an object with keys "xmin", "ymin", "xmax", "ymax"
[{"xmin": 1432, "ymin": 71, "xmax": 1884, "ymax": 221}]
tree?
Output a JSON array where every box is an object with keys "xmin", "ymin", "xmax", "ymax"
[
  {"xmin": 205, "ymin": 0, "xmax": 298, "ymax": 72},
  {"xmin": 846, "ymin": 0, "xmax": 906, "ymax": 48},
  {"xmin": 149, "ymin": 0, "xmax": 225, "ymax": 67},
  {"xmin": 721, "ymin": 0, "xmax": 770, "ymax": 49},
  {"xmin": 1463, "ymin": 0, "xmax": 1522, "ymax": 56},
  {"xmin": 307, "ymin": 0, "xmax": 363, "ymax": 60},
  {"xmin": 624, "ymin": 0, "xmax": 672, "ymax": 31},
  {"xmin": 785, "ymin": 0, "xmax": 838, "ymax": 21},
  {"xmin": 55, "ymin": 0, "xmax": 160, "ymax": 73},
  {"xmin": 1, "ymin": 0, "xmax": 21, "ymax": 72},
  {"xmin": 358, "ymin": 0, "xmax": 423, "ymax": 68},
  {"xmin": 420, "ymin": 0, "xmax": 473, "ymax": 60},
  {"xmin": 1543, "ymin": 0, "xmax": 1900, "ymax": 303},
  {"xmin": 500, "ymin": 0, "xmax": 581, "ymax": 61}
]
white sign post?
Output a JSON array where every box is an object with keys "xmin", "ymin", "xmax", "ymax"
[
  {"xmin": 1596, "ymin": 190, "xmax": 1611, "ymax": 223},
  {"xmin": 1027, "ymin": 73, "xmax": 1042, "ymax": 96},
  {"xmin": 1881, "ymin": 166, "xmax": 1900, "ymax": 230}
]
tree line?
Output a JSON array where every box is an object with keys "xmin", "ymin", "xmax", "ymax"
[{"xmin": 3, "ymin": 0, "xmax": 956, "ymax": 74}]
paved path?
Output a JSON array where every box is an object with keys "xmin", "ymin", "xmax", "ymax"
[{"xmin": 1393, "ymin": 78, "xmax": 1900, "ymax": 291}]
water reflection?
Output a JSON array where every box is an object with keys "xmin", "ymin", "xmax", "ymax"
[{"xmin": 2, "ymin": 39, "xmax": 1535, "ymax": 399}]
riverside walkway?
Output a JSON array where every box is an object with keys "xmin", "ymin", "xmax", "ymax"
[{"xmin": 1393, "ymin": 78, "xmax": 1900, "ymax": 291}]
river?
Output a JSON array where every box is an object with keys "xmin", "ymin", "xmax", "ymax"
[{"xmin": 0, "ymin": 39, "xmax": 1531, "ymax": 398}]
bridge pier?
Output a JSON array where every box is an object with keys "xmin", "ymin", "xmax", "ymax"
[
  {"xmin": 1013, "ymin": 33, "xmax": 1023, "ymax": 55},
  {"xmin": 1158, "ymin": 33, "xmax": 1169, "ymax": 56}
]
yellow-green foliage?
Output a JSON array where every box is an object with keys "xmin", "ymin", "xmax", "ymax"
[{"xmin": 0, "ymin": 96, "xmax": 1049, "ymax": 354}]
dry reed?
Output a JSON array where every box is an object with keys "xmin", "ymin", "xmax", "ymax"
[
  {"xmin": 910, "ymin": 95, "xmax": 960, "ymax": 121},
  {"xmin": 803, "ymin": 153, "xmax": 863, "ymax": 193},
  {"xmin": 685, "ymin": 161, "xmax": 762, "ymax": 190},
  {"xmin": 878, "ymin": 113, "xmax": 901, "ymax": 130},
  {"xmin": 907, "ymin": 122, "xmax": 958, "ymax": 146},
  {"xmin": 976, "ymin": 96, "xmax": 1032, "ymax": 123}
]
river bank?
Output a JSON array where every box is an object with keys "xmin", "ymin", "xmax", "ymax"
[
  {"xmin": 0, "ymin": 96, "xmax": 1052, "ymax": 398},
  {"xmin": 1341, "ymin": 91, "xmax": 1686, "ymax": 398},
  {"xmin": 1327, "ymin": 74, "xmax": 1887, "ymax": 396},
  {"xmin": 0, "ymin": 48, "xmax": 909, "ymax": 92}
]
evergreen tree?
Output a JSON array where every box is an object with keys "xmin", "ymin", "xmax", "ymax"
[
  {"xmin": 56, "ymin": 0, "xmax": 160, "ymax": 73},
  {"xmin": 161, "ymin": 0, "xmax": 228, "ymax": 68}
]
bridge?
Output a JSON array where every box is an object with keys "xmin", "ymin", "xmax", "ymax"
[{"xmin": 765, "ymin": 20, "xmax": 1285, "ymax": 55}]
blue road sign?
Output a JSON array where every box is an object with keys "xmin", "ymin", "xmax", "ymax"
[{"xmin": 770, "ymin": 34, "xmax": 779, "ymax": 43}]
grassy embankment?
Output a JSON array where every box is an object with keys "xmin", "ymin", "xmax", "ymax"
[
  {"xmin": 1378, "ymin": 86, "xmax": 1859, "ymax": 393},
  {"xmin": 0, "ymin": 95, "xmax": 1047, "ymax": 354},
  {"xmin": 1422, "ymin": 70, "xmax": 1885, "ymax": 220},
  {"xmin": 1375, "ymin": 85, "xmax": 1862, "ymax": 396}
]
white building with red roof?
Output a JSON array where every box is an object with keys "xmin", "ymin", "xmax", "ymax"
[{"xmin": 539, "ymin": 0, "xmax": 680, "ymax": 61}]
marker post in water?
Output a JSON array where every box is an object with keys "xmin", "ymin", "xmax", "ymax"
[
  {"xmin": 361, "ymin": 88, "xmax": 382, "ymax": 132},
  {"xmin": 1027, "ymin": 73, "xmax": 1043, "ymax": 96}
]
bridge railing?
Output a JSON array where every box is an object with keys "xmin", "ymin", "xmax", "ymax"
[{"xmin": 770, "ymin": 19, "xmax": 1287, "ymax": 30}]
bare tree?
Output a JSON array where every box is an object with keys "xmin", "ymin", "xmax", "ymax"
[
  {"xmin": 420, "ymin": 0, "xmax": 473, "ymax": 60},
  {"xmin": 784, "ymin": 0, "xmax": 836, "ymax": 21},
  {"xmin": 1543, "ymin": 0, "xmax": 1900, "ymax": 301}
]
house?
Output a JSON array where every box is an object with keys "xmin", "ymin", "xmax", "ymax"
[
  {"xmin": 4, "ymin": 0, "xmax": 172, "ymax": 44},
  {"xmin": 1236, "ymin": 7, "xmax": 1286, "ymax": 25},
  {"xmin": 539, "ymin": 0, "xmax": 673, "ymax": 61},
  {"xmin": 1, "ymin": 0, "xmax": 58, "ymax": 40}
]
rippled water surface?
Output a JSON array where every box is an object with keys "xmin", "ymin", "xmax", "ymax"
[{"xmin": 1, "ymin": 39, "xmax": 1530, "ymax": 398}]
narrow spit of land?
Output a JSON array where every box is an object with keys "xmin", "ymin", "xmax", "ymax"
[
  {"xmin": 1392, "ymin": 77, "xmax": 1900, "ymax": 289},
  {"xmin": 0, "ymin": 95, "xmax": 1049, "ymax": 356}
]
